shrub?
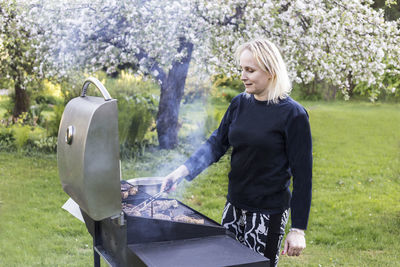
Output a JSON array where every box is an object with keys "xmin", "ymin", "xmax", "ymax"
[
  {"xmin": 34, "ymin": 94, "xmax": 59, "ymax": 105},
  {"xmin": 12, "ymin": 125, "xmax": 31, "ymax": 150},
  {"xmin": 1, "ymin": 71, "xmax": 163, "ymax": 155},
  {"xmin": 353, "ymin": 69, "xmax": 400, "ymax": 102},
  {"xmin": 290, "ymin": 79, "xmax": 339, "ymax": 101},
  {"xmin": 0, "ymin": 112, "xmax": 56, "ymax": 153},
  {"xmin": 118, "ymin": 94, "xmax": 158, "ymax": 158},
  {"xmin": 211, "ymin": 74, "xmax": 244, "ymax": 92},
  {"xmin": 0, "ymin": 127, "xmax": 16, "ymax": 151},
  {"xmin": 32, "ymin": 136, "xmax": 57, "ymax": 153},
  {"xmin": 46, "ymin": 103, "xmax": 65, "ymax": 137},
  {"xmin": 92, "ymin": 71, "xmax": 160, "ymax": 158},
  {"xmin": 210, "ymin": 74, "xmax": 244, "ymax": 102}
]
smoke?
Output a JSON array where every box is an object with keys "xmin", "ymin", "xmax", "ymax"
[{"xmin": 21, "ymin": 0, "xmax": 222, "ymax": 196}]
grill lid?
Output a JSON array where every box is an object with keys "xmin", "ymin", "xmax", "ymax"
[{"xmin": 57, "ymin": 77, "xmax": 121, "ymax": 221}]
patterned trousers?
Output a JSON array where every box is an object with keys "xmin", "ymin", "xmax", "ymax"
[{"xmin": 221, "ymin": 202, "xmax": 289, "ymax": 267}]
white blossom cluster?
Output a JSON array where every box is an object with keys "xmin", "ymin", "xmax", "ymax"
[
  {"xmin": 197, "ymin": 0, "xmax": 400, "ymax": 100},
  {"xmin": 0, "ymin": 0, "xmax": 43, "ymax": 88},
  {"xmin": 2, "ymin": 0, "xmax": 400, "ymax": 100},
  {"xmin": 22, "ymin": 0, "xmax": 207, "ymax": 84}
]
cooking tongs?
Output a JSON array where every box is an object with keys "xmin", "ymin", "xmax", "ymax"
[{"xmin": 132, "ymin": 177, "xmax": 184, "ymax": 212}]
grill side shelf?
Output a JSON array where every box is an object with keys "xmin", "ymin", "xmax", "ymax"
[{"xmin": 128, "ymin": 235, "xmax": 269, "ymax": 267}]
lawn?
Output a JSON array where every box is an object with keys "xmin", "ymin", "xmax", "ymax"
[{"xmin": 0, "ymin": 100, "xmax": 399, "ymax": 266}]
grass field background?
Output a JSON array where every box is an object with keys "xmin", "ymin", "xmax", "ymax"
[{"xmin": 0, "ymin": 100, "xmax": 399, "ymax": 266}]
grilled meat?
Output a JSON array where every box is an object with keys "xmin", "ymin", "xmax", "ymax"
[
  {"xmin": 153, "ymin": 200, "xmax": 178, "ymax": 211},
  {"xmin": 174, "ymin": 214, "xmax": 204, "ymax": 225},
  {"xmin": 121, "ymin": 191, "xmax": 129, "ymax": 199},
  {"xmin": 122, "ymin": 200, "xmax": 204, "ymax": 224},
  {"xmin": 153, "ymin": 213, "xmax": 172, "ymax": 220},
  {"xmin": 128, "ymin": 186, "xmax": 138, "ymax": 195}
]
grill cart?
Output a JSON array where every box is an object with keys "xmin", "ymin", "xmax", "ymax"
[{"xmin": 57, "ymin": 77, "xmax": 269, "ymax": 267}]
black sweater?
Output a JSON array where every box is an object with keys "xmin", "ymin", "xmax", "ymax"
[{"xmin": 184, "ymin": 93, "xmax": 312, "ymax": 230}]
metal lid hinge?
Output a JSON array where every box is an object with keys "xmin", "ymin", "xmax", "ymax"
[{"xmin": 110, "ymin": 212, "xmax": 125, "ymax": 226}]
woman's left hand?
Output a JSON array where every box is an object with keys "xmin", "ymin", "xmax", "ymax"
[{"xmin": 281, "ymin": 229, "xmax": 306, "ymax": 256}]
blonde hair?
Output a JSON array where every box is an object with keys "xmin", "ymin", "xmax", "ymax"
[{"xmin": 236, "ymin": 39, "xmax": 291, "ymax": 103}]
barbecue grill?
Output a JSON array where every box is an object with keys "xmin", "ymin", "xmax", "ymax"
[{"xmin": 57, "ymin": 77, "xmax": 269, "ymax": 267}]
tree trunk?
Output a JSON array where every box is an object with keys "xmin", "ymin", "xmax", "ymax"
[
  {"xmin": 12, "ymin": 75, "xmax": 30, "ymax": 119},
  {"xmin": 347, "ymin": 72, "xmax": 355, "ymax": 97},
  {"xmin": 156, "ymin": 40, "xmax": 194, "ymax": 149}
]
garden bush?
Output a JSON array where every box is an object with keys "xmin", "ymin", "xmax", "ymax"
[
  {"xmin": 118, "ymin": 94, "xmax": 158, "ymax": 158},
  {"xmin": 0, "ymin": 122, "xmax": 57, "ymax": 153},
  {"xmin": 210, "ymin": 74, "xmax": 244, "ymax": 102},
  {"xmin": 46, "ymin": 103, "xmax": 65, "ymax": 138},
  {"xmin": 0, "ymin": 127, "xmax": 15, "ymax": 151},
  {"xmin": 94, "ymin": 71, "xmax": 160, "ymax": 158},
  {"xmin": 0, "ymin": 71, "xmax": 161, "ymax": 156}
]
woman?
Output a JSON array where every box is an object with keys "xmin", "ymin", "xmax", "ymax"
[{"xmin": 161, "ymin": 39, "xmax": 312, "ymax": 266}]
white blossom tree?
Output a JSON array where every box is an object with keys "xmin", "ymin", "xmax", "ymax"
[
  {"xmin": 198, "ymin": 0, "xmax": 400, "ymax": 100},
  {"xmin": 0, "ymin": 1, "xmax": 44, "ymax": 118},
  {"xmin": 10, "ymin": 0, "xmax": 400, "ymax": 147},
  {"xmin": 27, "ymin": 0, "xmax": 207, "ymax": 148}
]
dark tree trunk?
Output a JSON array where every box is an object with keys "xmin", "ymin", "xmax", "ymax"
[
  {"xmin": 156, "ymin": 39, "xmax": 194, "ymax": 149},
  {"xmin": 12, "ymin": 75, "xmax": 30, "ymax": 119},
  {"xmin": 347, "ymin": 71, "xmax": 355, "ymax": 97}
]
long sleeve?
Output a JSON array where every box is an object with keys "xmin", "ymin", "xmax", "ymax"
[
  {"xmin": 184, "ymin": 99, "xmax": 236, "ymax": 181},
  {"xmin": 285, "ymin": 109, "xmax": 313, "ymax": 230}
]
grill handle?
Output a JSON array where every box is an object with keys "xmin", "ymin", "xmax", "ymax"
[{"xmin": 81, "ymin": 77, "xmax": 112, "ymax": 101}]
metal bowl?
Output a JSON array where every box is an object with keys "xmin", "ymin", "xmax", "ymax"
[{"xmin": 126, "ymin": 177, "xmax": 165, "ymax": 196}]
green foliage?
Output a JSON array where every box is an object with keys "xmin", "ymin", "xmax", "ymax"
[
  {"xmin": 46, "ymin": 103, "xmax": 65, "ymax": 138},
  {"xmin": 210, "ymin": 74, "xmax": 244, "ymax": 102},
  {"xmin": 0, "ymin": 93, "xmax": 14, "ymax": 118},
  {"xmin": 118, "ymin": 94, "xmax": 158, "ymax": 158},
  {"xmin": 353, "ymin": 68, "xmax": 400, "ymax": 102},
  {"xmin": 32, "ymin": 136, "xmax": 57, "ymax": 153},
  {"xmin": 212, "ymin": 74, "xmax": 244, "ymax": 91},
  {"xmin": 372, "ymin": 0, "xmax": 400, "ymax": 21},
  {"xmin": 0, "ymin": 71, "xmax": 161, "ymax": 155},
  {"xmin": 0, "ymin": 112, "xmax": 57, "ymax": 153},
  {"xmin": 94, "ymin": 71, "xmax": 160, "ymax": 158},
  {"xmin": 95, "ymin": 70, "xmax": 160, "ymax": 97},
  {"xmin": 0, "ymin": 127, "xmax": 15, "ymax": 151},
  {"xmin": 12, "ymin": 124, "xmax": 31, "ymax": 149},
  {"xmin": 291, "ymin": 80, "xmax": 340, "ymax": 101},
  {"xmin": 292, "ymin": 74, "xmax": 400, "ymax": 103}
]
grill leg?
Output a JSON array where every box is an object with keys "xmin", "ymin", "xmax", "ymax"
[
  {"xmin": 94, "ymin": 221, "xmax": 101, "ymax": 267},
  {"xmin": 94, "ymin": 247, "xmax": 100, "ymax": 267}
]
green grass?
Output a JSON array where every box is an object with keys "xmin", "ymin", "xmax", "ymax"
[
  {"xmin": 0, "ymin": 153, "xmax": 93, "ymax": 266},
  {"xmin": 1, "ymin": 100, "xmax": 399, "ymax": 266}
]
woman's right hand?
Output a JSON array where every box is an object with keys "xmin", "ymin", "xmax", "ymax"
[{"xmin": 160, "ymin": 165, "xmax": 189, "ymax": 193}]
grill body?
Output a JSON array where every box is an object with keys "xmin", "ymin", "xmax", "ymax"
[{"xmin": 58, "ymin": 77, "xmax": 269, "ymax": 267}]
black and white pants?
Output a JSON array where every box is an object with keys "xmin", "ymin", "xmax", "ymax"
[{"xmin": 221, "ymin": 202, "xmax": 289, "ymax": 267}]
